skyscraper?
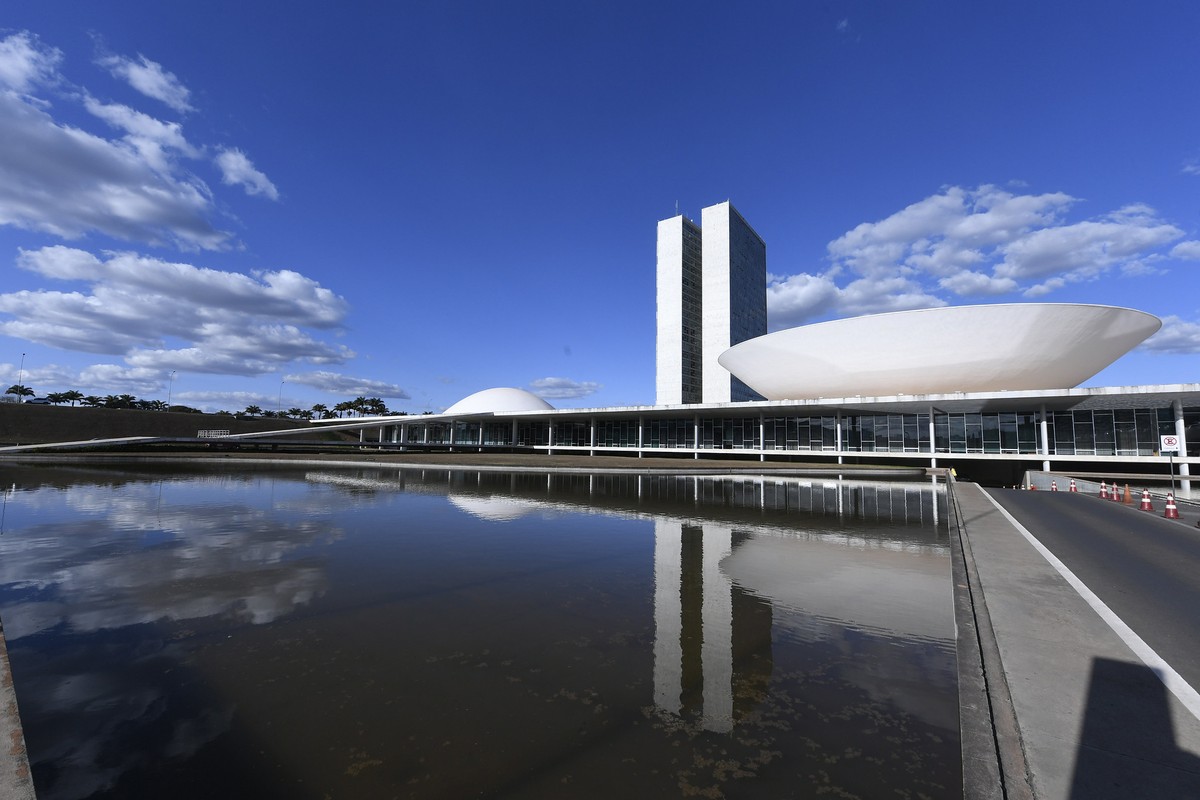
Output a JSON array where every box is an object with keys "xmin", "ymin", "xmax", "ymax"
[{"xmin": 656, "ymin": 201, "xmax": 766, "ymax": 405}]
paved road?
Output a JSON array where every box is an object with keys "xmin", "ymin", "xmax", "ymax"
[{"xmin": 987, "ymin": 489, "xmax": 1200, "ymax": 692}]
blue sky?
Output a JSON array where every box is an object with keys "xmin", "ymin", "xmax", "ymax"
[{"xmin": 1, "ymin": 2, "xmax": 1198, "ymax": 413}]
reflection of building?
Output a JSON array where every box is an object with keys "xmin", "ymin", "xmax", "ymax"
[
  {"xmin": 652, "ymin": 520, "xmax": 772, "ymax": 731},
  {"xmin": 656, "ymin": 202, "xmax": 765, "ymax": 405}
]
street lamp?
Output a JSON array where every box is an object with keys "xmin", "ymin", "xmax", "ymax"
[
  {"xmin": 277, "ymin": 378, "xmax": 285, "ymax": 415},
  {"xmin": 16, "ymin": 352, "xmax": 25, "ymax": 402},
  {"xmin": 166, "ymin": 370, "xmax": 176, "ymax": 410}
]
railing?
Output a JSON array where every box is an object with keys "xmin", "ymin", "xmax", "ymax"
[{"xmin": 196, "ymin": 430, "xmax": 231, "ymax": 438}]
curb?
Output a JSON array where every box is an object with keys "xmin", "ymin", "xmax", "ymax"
[{"xmin": 949, "ymin": 481, "xmax": 1035, "ymax": 800}]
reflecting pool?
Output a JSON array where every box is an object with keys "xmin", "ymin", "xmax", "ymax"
[{"xmin": 0, "ymin": 464, "xmax": 960, "ymax": 799}]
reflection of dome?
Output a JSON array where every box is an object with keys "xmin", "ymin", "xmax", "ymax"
[
  {"xmin": 448, "ymin": 495, "xmax": 536, "ymax": 522},
  {"xmin": 444, "ymin": 387, "xmax": 554, "ymax": 414},
  {"xmin": 717, "ymin": 303, "xmax": 1161, "ymax": 400}
]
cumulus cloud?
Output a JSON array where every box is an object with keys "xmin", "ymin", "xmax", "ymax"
[
  {"xmin": 284, "ymin": 371, "xmax": 410, "ymax": 399},
  {"xmin": 97, "ymin": 52, "xmax": 194, "ymax": 113},
  {"xmin": 0, "ymin": 31, "xmax": 61, "ymax": 93},
  {"xmin": 1170, "ymin": 241, "xmax": 1200, "ymax": 260},
  {"xmin": 528, "ymin": 377, "xmax": 601, "ymax": 399},
  {"xmin": 0, "ymin": 245, "xmax": 352, "ymax": 376},
  {"xmin": 215, "ymin": 148, "xmax": 279, "ymax": 200},
  {"xmin": 1141, "ymin": 316, "xmax": 1200, "ymax": 354},
  {"xmin": 0, "ymin": 31, "xmax": 279, "ymax": 251},
  {"xmin": 0, "ymin": 89, "xmax": 227, "ymax": 249},
  {"xmin": 767, "ymin": 184, "xmax": 1189, "ymax": 328}
]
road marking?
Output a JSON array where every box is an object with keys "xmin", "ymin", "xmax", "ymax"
[{"xmin": 981, "ymin": 489, "xmax": 1200, "ymax": 723}]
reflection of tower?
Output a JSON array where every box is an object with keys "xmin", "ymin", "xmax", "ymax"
[{"xmin": 653, "ymin": 519, "xmax": 773, "ymax": 732}]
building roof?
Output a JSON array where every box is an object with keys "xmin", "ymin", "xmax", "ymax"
[{"xmin": 717, "ymin": 303, "xmax": 1160, "ymax": 401}]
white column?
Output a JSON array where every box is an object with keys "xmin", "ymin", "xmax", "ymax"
[
  {"xmin": 693, "ymin": 415, "xmax": 700, "ymax": 460},
  {"xmin": 638, "ymin": 415, "xmax": 644, "ymax": 457},
  {"xmin": 1175, "ymin": 399, "xmax": 1192, "ymax": 494},
  {"xmin": 836, "ymin": 412, "xmax": 844, "ymax": 465},
  {"xmin": 1040, "ymin": 404, "xmax": 1051, "ymax": 472},
  {"xmin": 928, "ymin": 407, "xmax": 936, "ymax": 469}
]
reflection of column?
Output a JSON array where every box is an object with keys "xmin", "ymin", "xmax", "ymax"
[
  {"xmin": 701, "ymin": 524, "xmax": 733, "ymax": 732},
  {"xmin": 653, "ymin": 519, "xmax": 683, "ymax": 714}
]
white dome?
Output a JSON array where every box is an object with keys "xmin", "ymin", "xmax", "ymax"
[
  {"xmin": 444, "ymin": 387, "xmax": 554, "ymax": 414},
  {"xmin": 717, "ymin": 303, "xmax": 1161, "ymax": 400}
]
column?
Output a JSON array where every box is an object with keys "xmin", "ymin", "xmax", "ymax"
[
  {"xmin": 701, "ymin": 524, "xmax": 734, "ymax": 733},
  {"xmin": 928, "ymin": 407, "xmax": 937, "ymax": 470},
  {"xmin": 652, "ymin": 519, "xmax": 683, "ymax": 715},
  {"xmin": 1175, "ymin": 399, "xmax": 1192, "ymax": 494},
  {"xmin": 1040, "ymin": 404, "xmax": 1051, "ymax": 473}
]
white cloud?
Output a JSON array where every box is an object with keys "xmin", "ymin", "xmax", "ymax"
[
  {"xmin": 97, "ymin": 53, "xmax": 193, "ymax": 113},
  {"xmin": 0, "ymin": 89, "xmax": 228, "ymax": 249},
  {"xmin": 767, "ymin": 185, "xmax": 1188, "ymax": 327},
  {"xmin": 214, "ymin": 148, "xmax": 279, "ymax": 200},
  {"xmin": 84, "ymin": 96, "xmax": 199, "ymax": 172},
  {"xmin": 284, "ymin": 371, "xmax": 410, "ymax": 399},
  {"xmin": 77, "ymin": 364, "xmax": 164, "ymax": 394},
  {"xmin": 1140, "ymin": 315, "xmax": 1200, "ymax": 354},
  {"xmin": 0, "ymin": 31, "xmax": 60, "ymax": 93},
  {"xmin": 528, "ymin": 377, "xmax": 601, "ymax": 399},
  {"xmin": 1, "ymin": 246, "xmax": 352, "ymax": 376},
  {"xmin": 1170, "ymin": 241, "xmax": 1200, "ymax": 260}
]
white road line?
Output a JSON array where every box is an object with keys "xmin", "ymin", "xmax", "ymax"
[{"xmin": 981, "ymin": 489, "xmax": 1200, "ymax": 723}]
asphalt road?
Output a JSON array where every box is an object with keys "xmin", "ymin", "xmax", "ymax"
[{"xmin": 986, "ymin": 489, "xmax": 1200, "ymax": 692}]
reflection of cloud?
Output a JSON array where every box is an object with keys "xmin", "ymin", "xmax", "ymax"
[
  {"xmin": 0, "ymin": 492, "xmax": 333, "ymax": 637},
  {"xmin": 448, "ymin": 494, "xmax": 537, "ymax": 522}
]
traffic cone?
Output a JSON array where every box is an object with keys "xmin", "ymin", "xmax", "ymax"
[
  {"xmin": 1051, "ymin": 480, "xmax": 1058, "ymax": 492},
  {"xmin": 1139, "ymin": 489, "xmax": 1154, "ymax": 512},
  {"xmin": 1069, "ymin": 479, "xmax": 1078, "ymax": 492},
  {"xmin": 1164, "ymin": 493, "xmax": 1180, "ymax": 520},
  {"xmin": 1111, "ymin": 480, "xmax": 1123, "ymax": 502},
  {"xmin": 1123, "ymin": 485, "xmax": 1133, "ymax": 505},
  {"xmin": 1100, "ymin": 481, "xmax": 1109, "ymax": 499}
]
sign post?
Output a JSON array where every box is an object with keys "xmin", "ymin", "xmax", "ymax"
[{"xmin": 1162, "ymin": 435, "xmax": 1181, "ymax": 494}]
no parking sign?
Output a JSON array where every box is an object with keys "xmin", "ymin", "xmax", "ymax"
[{"xmin": 1161, "ymin": 435, "xmax": 1180, "ymax": 453}]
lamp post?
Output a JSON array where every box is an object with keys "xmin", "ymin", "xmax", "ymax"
[
  {"xmin": 166, "ymin": 370, "xmax": 176, "ymax": 410},
  {"xmin": 16, "ymin": 352, "xmax": 25, "ymax": 402},
  {"xmin": 277, "ymin": 378, "xmax": 285, "ymax": 415}
]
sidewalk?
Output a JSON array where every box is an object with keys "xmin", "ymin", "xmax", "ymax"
[
  {"xmin": 953, "ymin": 482, "xmax": 1200, "ymax": 799},
  {"xmin": 0, "ymin": 617, "xmax": 34, "ymax": 800}
]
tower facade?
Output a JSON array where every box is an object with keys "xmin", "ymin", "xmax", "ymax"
[{"xmin": 656, "ymin": 201, "xmax": 766, "ymax": 405}]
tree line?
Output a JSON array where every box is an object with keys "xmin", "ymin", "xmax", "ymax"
[{"xmin": 4, "ymin": 384, "xmax": 402, "ymax": 419}]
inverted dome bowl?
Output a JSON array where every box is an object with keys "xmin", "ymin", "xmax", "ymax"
[{"xmin": 717, "ymin": 303, "xmax": 1161, "ymax": 400}]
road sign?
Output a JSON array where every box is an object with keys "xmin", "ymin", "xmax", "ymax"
[{"xmin": 1161, "ymin": 435, "xmax": 1180, "ymax": 453}]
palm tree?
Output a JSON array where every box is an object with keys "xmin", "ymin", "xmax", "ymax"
[
  {"xmin": 62, "ymin": 390, "xmax": 84, "ymax": 406},
  {"xmin": 333, "ymin": 401, "xmax": 353, "ymax": 418},
  {"xmin": 311, "ymin": 403, "xmax": 328, "ymax": 418},
  {"xmin": 365, "ymin": 397, "xmax": 388, "ymax": 416},
  {"xmin": 244, "ymin": 404, "xmax": 262, "ymax": 417},
  {"xmin": 5, "ymin": 384, "xmax": 34, "ymax": 399},
  {"xmin": 46, "ymin": 392, "xmax": 67, "ymax": 405},
  {"xmin": 81, "ymin": 395, "xmax": 102, "ymax": 408},
  {"xmin": 287, "ymin": 407, "xmax": 304, "ymax": 419}
]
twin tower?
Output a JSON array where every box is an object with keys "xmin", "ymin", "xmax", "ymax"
[{"xmin": 655, "ymin": 201, "xmax": 767, "ymax": 405}]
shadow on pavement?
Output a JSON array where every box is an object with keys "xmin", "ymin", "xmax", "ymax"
[{"xmin": 1070, "ymin": 658, "xmax": 1200, "ymax": 799}]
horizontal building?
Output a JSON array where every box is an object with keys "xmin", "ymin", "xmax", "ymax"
[{"xmin": 317, "ymin": 383, "xmax": 1199, "ymax": 494}]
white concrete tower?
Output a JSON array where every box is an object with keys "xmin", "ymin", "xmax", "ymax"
[
  {"xmin": 656, "ymin": 214, "xmax": 704, "ymax": 405},
  {"xmin": 700, "ymin": 202, "xmax": 766, "ymax": 404}
]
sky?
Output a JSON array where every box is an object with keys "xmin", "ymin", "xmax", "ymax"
[{"xmin": 1, "ymin": 2, "xmax": 1198, "ymax": 414}]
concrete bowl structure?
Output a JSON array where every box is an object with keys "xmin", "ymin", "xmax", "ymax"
[
  {"xmin": 444, "ymin": 387, "xmax": 554, "ymax": 414},
  {"xmin": 717, "ymin": 303, "xmax": 1162, "ymax": 400}
]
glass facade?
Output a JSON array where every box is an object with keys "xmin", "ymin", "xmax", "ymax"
[{"xmin": 394, "ymin": 405, "xmax": 1197, "ymax": 459}]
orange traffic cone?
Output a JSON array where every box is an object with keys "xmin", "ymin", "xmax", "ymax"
[
  {"xmin": 1123, "ymin": 485, "xmax": 1133, "ymax": 505},
  {"xmin": 1165, "ymin": 493, "xmax": 1180, "ymax": 520},
  {"xmin": 1139, "ymin": 489, "xmax": 1154, "ymax": 512}
]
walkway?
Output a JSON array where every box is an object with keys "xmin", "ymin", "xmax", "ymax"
[{"xmin": 955, "ymin": 482, "xmax": 1200, "ymax": 799}]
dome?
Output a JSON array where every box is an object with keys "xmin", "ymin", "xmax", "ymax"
[
  {"xmin": 717, "ymin": 303, "xmax": 1161, "ymax": 400},
  {"xmin": 444, "ymin": 387, "xmax": 555, "ymax": 414}
]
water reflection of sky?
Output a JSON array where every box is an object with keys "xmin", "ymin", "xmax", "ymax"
[{"xmin": 0, "ymin": 465, "xmax": 959, "ymax": 800}]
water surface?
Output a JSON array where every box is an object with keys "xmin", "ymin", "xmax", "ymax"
[{"xmin": 0, "ymin": 464, "xmax": 959, "ymax": 799}]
